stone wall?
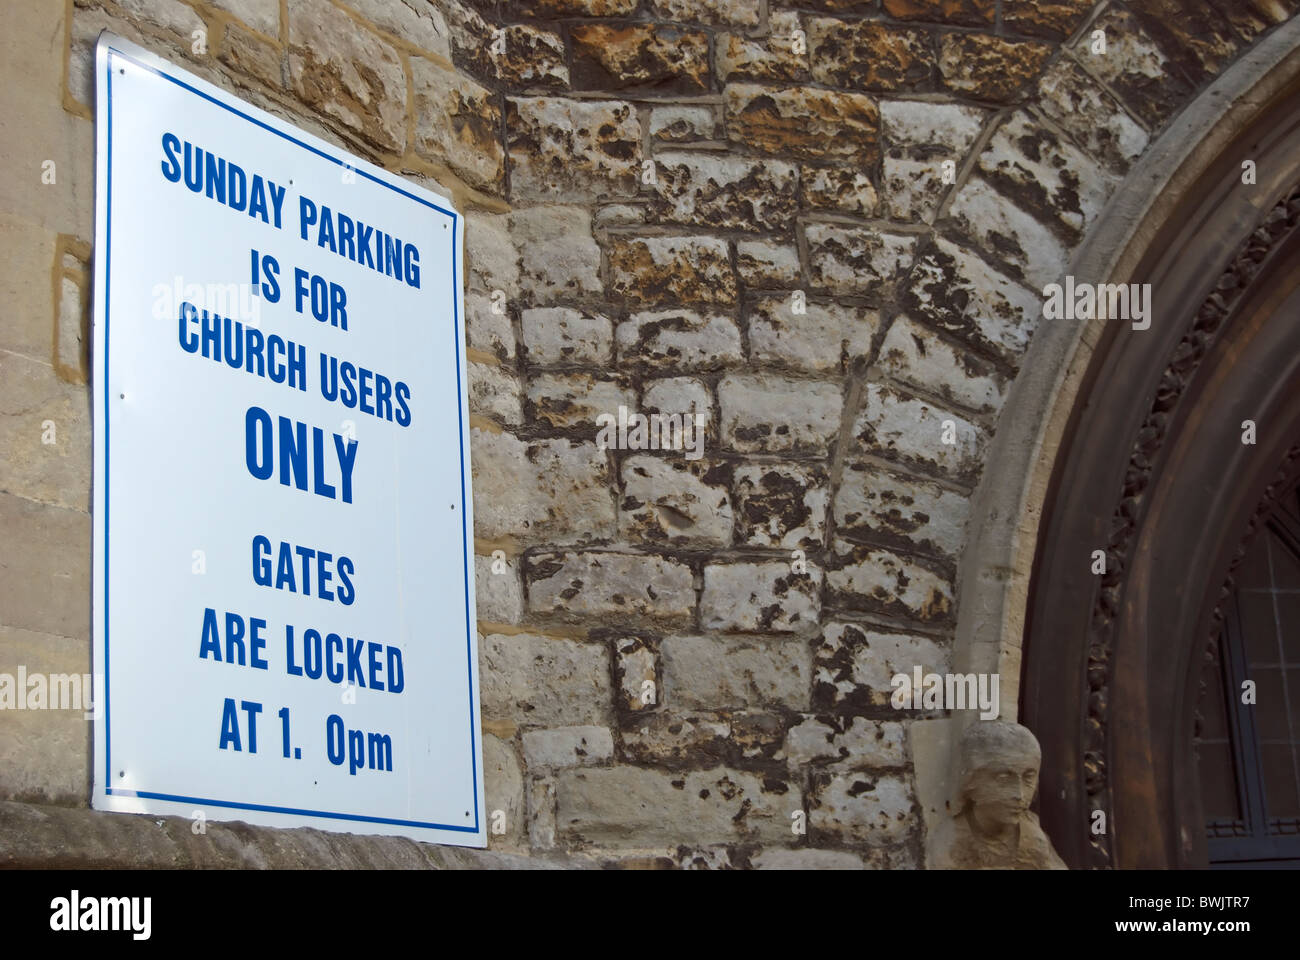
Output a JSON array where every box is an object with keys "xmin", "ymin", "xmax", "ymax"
[{"xmin": 1, "ymin": 0, "xmax": 1296, "ymax": 868}]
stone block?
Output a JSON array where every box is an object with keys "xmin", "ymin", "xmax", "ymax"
[
  {"xmin": 521, "ymin": 307, "xmax": 614, "ymax": 366},
  {"xmin": 662, "ymin": 635, "xmax": 811, "ymax": 709},
  {"xmin": 479, "ymin": 632, "xmax": 612, "ymax": 727},
  {"xmin": 748, "ymin": 295, "xmax": 878, "ymax": 374},
  {"xmin": 732, "ymin": 462, "xmax": 829, "ymax": 550},
  {"xmin": 852, "ymin": 383, "xmax": 982, "ymax": 483},
  {"xmin": 834, "ymin": 462, "xmax": 969, "ymax": 559},
  {"xmin": 826, "ymin": 540, "xmax": 955, "ymax": 622},
  {"xmin": 726, "ymin": 84, "xmax": 879, "ymax": 165},
  {"xmin": 608, "ymin": 237, "xmax": 737, "ymax": 307},
  {"xmin": 813, "ymin": 621, "xmax": 949, "ymax": 712},
  {"xmin": 470, "ymin": 430, "xmax": 616, "ymax": 543},
  {"xmin": 616, "ymin": 309, "xmax": 743, "ymax": 371},
  {"xmin": 526, "ymin": 552, "xmax": 695, "ymax": 621},
  {"xmin": 700, "ymin": 561, "xmax": 821, "ymax": 633},
  {"xmin": 507, "ymin": 97, "xmax": 641, "ymax": 201},
  {"xmin": 719, "ymin": 373, "xmax": 843, "ymax": 455},
  {"xmin": 650, "ymin": 152, "xmax": 798, "ymax": 231},
  {"xmin": 288, "ymin": 0, "xmax": 407, "ymax": 152},
  {"xmin": 937, "ymin": 34, "xmax": 1052, "ymax": 102},
  {"xmin": 619, "ymin": 456, "xmax": 733, "ymax": 546},
  {"xmin": 554, "ymin": 766, "xmax": 800, "ymax": 845}
]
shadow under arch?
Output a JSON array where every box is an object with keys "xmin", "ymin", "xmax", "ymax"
[{"xmin": 948, "ymin": 18, "xmax": 1300, "ymax": 869}]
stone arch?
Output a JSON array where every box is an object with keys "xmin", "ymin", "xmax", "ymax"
[{"xmin": 937, "ymin": 15, "xmax": 1300, "ymax": 868}]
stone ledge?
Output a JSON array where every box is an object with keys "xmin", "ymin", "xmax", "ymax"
[{"xmin": 0, "ymin": 800, "xmax": 577, "ymax": 869}]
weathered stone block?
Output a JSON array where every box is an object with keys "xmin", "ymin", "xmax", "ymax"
[
  {"xmin": 882, "ymin": 156, "xmax": 946, "ymax": 223},
  {"xmin": 851, "ymin": 383, "xmax": 981, "ymax": 484},
  {"xmin": 620, "ymin": 710, "xmax": 731, "ymax": 765},
  {"xmin": 526, "ymin": 373, "xmax": 635, "ymax": 431},
  {"xmin": 719, "ymin": 373, "xmax": 843, "ymax": 455},
  {"xmin": 515, "ymin": 0, "xmax": 638, "ymax": 15},
  {"xmin": 650, "ymin": 0, "xmax": 762, "ymax": 26},
  {"xmin": 571, "ymin": 23, "xmax": 709, "ymax": 93},
  {"xmin": 650, "ymin": 152, "xmax": 798, "ymax": 231},
  {"xmin": 1001, "ymin": 0, "xmax": 1092, "ymax": 39},
  {"xmin": 880, "ymin": 99, "xmax": 985, "ymax": 154},
  {"xmin": 527, "ymin": 552, "xmax": 695, "ymax": 621},
  {"xmin": 0, "ymin": 494, "xmax": 89, "ymax": 640},
  {"xmin": 288, "ymin": 0, "xmax": 407, "ymax": 152},
  {"xmin": 808, "ymin": 18, "xmax": 936, "ymax": 91},
  {"xmin": 608, "ymin": 237, "xmax": 737, "ymax": 307},
  {"xmin": 650, "ymin": 105, "xmax": 717, "ymax": 142},
  {"xmin": 0, "ymin": 354, "xmax": 90, "ymax": 513},
  {"xmin": 642, "ymin": 377, "xmax": 713, "ymax": 422},
  {"xmin": 976, "ymin": 111, "xmax": 1116, "ymax": 241},
  {"xmin": 736, "ymin": 240, "xmax": 802, "ymax": 288},
  {"xmin": 876, "ymin": 315, "xmax": 1007, "ymax": 415},
  {"xmin": 343, "ymin": 0, "xmax": 450, "ymax": 56},
  {"xmin": 826, "ymin": 540, "xmax": 954, "ymax": 622},
  {"xmin": 748, "ymin": 295, "xmax": 878, "ymax": 373},
  {"xmin": 804, "ymin": 224, "xmax": 916, "ymax": 296},
  {"xmin": 479, "ymin": 633, "xmax": 612, "ymax": 727},
  {"xmin": 716, "ymin": 10, "xmax": 808, "ymax": 83},
  {"xmin": 614, "ymin": 636, "xmax": 658, "ymax": 713},
  {"xmin": 528, "ymin": 776, "xmax": 557, "ymax": 850},
  {"xmin": 1037, "ymin": 58, "xmax": 1148, "ymax": 174},
  {"xmin": 937, "ymin": 34, "xmax": 1052, "ymax": 102},
  {"xmin": 1068, "ymin": 8, "xmax": 1192, "ymax": 127},
  {"xmin": 1125, "ymin": 0, "xmax": 1243, "ymax": 82},
  {"xmin": 555, "ymin": 766, "xmax": 800, "ymax": 845},
  {"xmin": 732, "ymin": 462, "xmax": 829, "ymax": 550},
  {"xmin": 466, "ymin": 211, "xmax": 518, "ymax": 297},
  {"xmin": 619, "ymin": 456, "xmax": 733, "ymax": 546},
  {"xmin": 801, "ymin": 165, "xmax": 879, "ymax": 216},
  {"xmin": 411, "ymin": 58, "xmax": 503, "ymax": 192},
  {"xmin": 466, "ymin": 291, "xmax": 515, "ymax": 363},
  {"xmin": 522, "ymin": 726, "xmax": 615, "ymax": 770},
  {"xmin": 726, "ymin": 84, "xmax": 879, "ymax": 165},
  {"xmin": 834, "ymin": 463, "xmax": 968, "ymax": 559},
  {"xmin": 522, "ymin": 307, "xmax": 613, "ymax": 366},
  {"xmin": 811, "ymin": 772, "xmax": 914, "ymax": 843},
  {"xmin": 946, "ymin": 176, "xmax": 1068, "ymax": 289},
  {"xmin": 117, "ymin": 0, "xmax": 206, "ymax": 40},
  {"xmin": 470, "ymin": 430, "xmax": 616, "ymax": 542},
  {"xmin": 785, "ymin": 716, "xmax": 908, "ymax": 768},
  {"xmin": 511, "ymin": 206, "xmax": 602, "ymax": 303},
  {"xmin": 507, "ymin": 97, "xmax": 641, "ymax": 201},
  {"xmin": 902, "ymin": 237, "xmax": 1042, "ymax": 364},
  {"xmin": 616, "ymin": 309, "xmax": 743, "ymax": 371},
  {"xmin": 700, "ymin": 561, "xmax": 821, "ymax": 633},
  {"xmin": 469, "ymin": 361, "xmax": 523, "ymax": 426},
  {"xmin": 218, "ymin": 22, "xmax": 281, "ymax": 88},
  {"xmin": 493, "ymin": 24, "xmax": 568, "ymax": 89},
  {"xmin": 483, "ymin": 733, "xmax": 526, "ymax": 848},
  {"xmin": 813, "ymin": 621, "xmax": 949, "ymax": 712},
  {"xmin": 207, "ymin": 0, "xmax": 280, "ymax": 37},
  {"xmin": 753, "ymin": 848, "xmax": 866, "ymax": 869},
  {"xmin": 662, "ymin": 635, "xmax": 811, "ymax": 710},
  {"xmin": 882, "ymin": 0, "xmax": 993, "ymax": 24},
  {"xmin": 474, "ymin": 553, "xmax": 524, "ymax": 625}
]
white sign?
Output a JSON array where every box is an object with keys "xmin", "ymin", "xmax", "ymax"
[{"xmin": 90, "ymin": 34, "xmax": 485, "ymax": 846}]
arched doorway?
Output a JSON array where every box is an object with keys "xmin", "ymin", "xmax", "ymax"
[{"xmin": 1020, "ymin": 81, "xmax": 1300, "ymax": 868}]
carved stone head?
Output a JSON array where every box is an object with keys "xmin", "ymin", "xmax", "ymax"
[{"xmin": 957, "ymin": 720, "xmax": 1042, "ymax": 837}]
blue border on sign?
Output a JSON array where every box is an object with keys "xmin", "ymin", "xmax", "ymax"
[{"xmin": 102, "ymin": 46, "xmax": 479, "ymax": 836}]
